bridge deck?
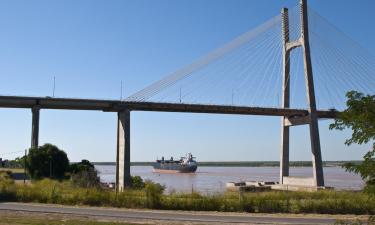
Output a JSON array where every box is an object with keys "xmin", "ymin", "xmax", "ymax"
[{"xmin": 0, "ymin": 96, "xmax": 337, "ymax": 118}]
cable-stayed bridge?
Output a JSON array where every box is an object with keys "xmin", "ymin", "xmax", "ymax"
[{"xmin": 0, "ymin": 0, "xmax": 374, "ymax": 191}]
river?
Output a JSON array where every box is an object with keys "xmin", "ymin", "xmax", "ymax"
[{"xmin": 96, "ymin": 165, "xmax": 363, "ymax": 193}]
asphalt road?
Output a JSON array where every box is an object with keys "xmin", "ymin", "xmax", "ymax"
[{"xmin": 0, "ymin": 202, "xmax": 342, "ymax": 224}]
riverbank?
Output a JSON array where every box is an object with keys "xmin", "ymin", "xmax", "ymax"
[
  {"xmin": 0, "ymin": 179, "xmax": 374, "ymax": 215},
  {"xmin": 1, "ymin": 166, "xmax": 364, "ymax": 192},
  {"xmin": 98, "ymin": 165, "xmax": 364, "ymax": 192}
]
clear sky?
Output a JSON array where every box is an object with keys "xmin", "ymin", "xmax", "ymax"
[{"xmin": 0, "ymin": 0, "xmax": 374, "ymax": 162}]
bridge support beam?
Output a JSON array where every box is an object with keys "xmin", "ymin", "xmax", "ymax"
[
  {"xmin": 284, "ymin": 116, "xmax": 310, "ymax": 127},
  {"xmin": 280, "ymin": 7, "xmax": 290, "ymax": 184},
  {"xmin": 116, "ymin": 109, "xmax": 131, "ymax": 191},
  {"xmin": 31, "ymin": 106, "xmax": 40, "ymax": 148}
]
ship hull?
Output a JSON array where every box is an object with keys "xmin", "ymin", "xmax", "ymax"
[{"xmin": 152, "ymin": 163, "xmax": 197, "ymax": 173}]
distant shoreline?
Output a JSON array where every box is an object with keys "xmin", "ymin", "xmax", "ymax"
[{"xmin": 92, "ymin": 161, "xmax": 360, "ymax": 167}]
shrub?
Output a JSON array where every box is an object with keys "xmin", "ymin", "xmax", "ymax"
[
  {"xmin": 131, "ymin": 176, "xmax": 145, "ymax": 189},
  {"xmin": 71, "ymin": 168, "xmax": 100, "ymax": 188},
  {"xmin": 69, "ymin": 160, "xmax": 100, "ymax": 188},
  {"xmin": 69, "ymin": 159, "xmax": 94, "ymax": 174},
  {"xmin": 26, "ymin": 143, "xmax": 69, "ymax": 179},
  {"xmin": 0, "ymin": 171, "xmax": 16, "ymax": 201},
  {"xmin": 145, "ymin": 180, "xmax": 165, "ymax": 208}
]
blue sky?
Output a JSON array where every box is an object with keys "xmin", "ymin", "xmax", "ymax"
[{"xmin": 0, "ymin": 0, "xmax": 374, "ymax": 162}]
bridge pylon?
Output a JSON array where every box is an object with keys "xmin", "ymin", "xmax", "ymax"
[
  {"xmin": 116, "ymin": 109, "xmax": 132, "ymax": 191},
  {"xmin": 280, "ymin": 0, "xmax": 324, "ymax": 187},
  {"xmin": 31, "ymin": 105, "xmax": 40, "ymax": 148}
]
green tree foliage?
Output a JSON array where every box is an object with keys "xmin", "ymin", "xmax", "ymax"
[
  {"xmin": 69, "ymin": 159, "xmax": 94, "ymax": 174},
  {"xmin": 70, "ymin": 159, "xmax": 100, "ymax": 188},
  {"xmin": 26, "ymin": 143, "xmax": 69, "ymax": 180},
  {"xmin": 330, "ymin": 91, "xmax": 375, "ymax": 193},
  {"xmin": 131, "ymin": 176, "xmax": 145, "ymax": 189},
  {"xmin": 145, "ymin": 180, "xmax": 165, "ymax": 208},
  {"xmin": 13, "ymin": 156, "xmax": 26, "ymax": 168}
]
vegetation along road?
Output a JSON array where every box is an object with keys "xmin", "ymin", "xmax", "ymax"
[{"xmin": 0, "ymin": 202, "xmax": 369, "ymax": 225}]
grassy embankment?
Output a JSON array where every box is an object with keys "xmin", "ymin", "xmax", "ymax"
[
  {"xmin": 0, "ymin": 177, "xmax": 374, "ymax": 215},
  {"xmin": 0, "ymin": 168, "xmax": 24, "ymax": 173},
  {"xmin": 0, "ymin": 210, "xmax": 145, "ymax": 225}
]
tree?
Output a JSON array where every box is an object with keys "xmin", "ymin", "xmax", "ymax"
[
  {"xmin": 330, "ymin": 91, "xmax": 375, "ymax": 193},
  {"xmin": 69, "ymin": 159, "xmax": 95, "ymax": 174},
  {"xmin": 70, "ymin": 159, "xmax": 100, "ymax": 188},
  {"xmin": 26, "ymin": 143, "xmax": 70, "ymax": 179},
  {"xmin": 131, "ymin": 176, "xmax": 145, "ymax": 189},
  {"xmin": 145, "ymin": 180, "xmax": 165, "ymax": 208}
]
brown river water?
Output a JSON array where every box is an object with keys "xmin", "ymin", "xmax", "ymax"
[{"xmin": 96, "ymin": 166, "xmax": 363, "ymax": 193}]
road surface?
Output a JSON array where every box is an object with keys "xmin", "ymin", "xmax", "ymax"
[{"xmin": 0, "ymin": 202, "xmax": 360, "ymax": 224}]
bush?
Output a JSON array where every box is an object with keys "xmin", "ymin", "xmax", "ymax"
[
  {"xmin": 0, "ymin": 171, "xmax": 16, "ymax": 201},
  {"xmin": 71, "ymin": 168, "xmax": 100, "ymax": 188},
  {"xmin": 70, "ymin": 160, "xmax": 100, "ymax": 188},
  {"xmin": 131, "ymin": 176, "xmax": 145, "ymax": 189},
  {"xmin": 26, "ymin": 144, "xmax": 69, "ymax": 179},
  {"xmin": 69, "ymin": 160, "xmax": 94, "ymax": 174},
  {"xmin": 145, "ymin": 180, "xmax": 165, "ymax": 208},
  {"xmin": 330, "ymin": 91, "xmax": 375, "ymax": 194}
]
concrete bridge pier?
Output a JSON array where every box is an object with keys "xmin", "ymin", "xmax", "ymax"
[
  {"xmin": 116, "ymin": 109, "xmax": 131, "ymax": 191},
  {"xmin": 31, "ymin": 106, "xmax": 40, "ymax": 148}
]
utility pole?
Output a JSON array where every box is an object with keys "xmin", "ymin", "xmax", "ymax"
[
  {"xmin": 50, "ymin": 158, "xmax": 52, "ymax": 178},
  {"xmin": 231, "ymin": 89, "xmax": 235, "ymax": 105},
  {"xmin": 52, "ymin": 76, "xmax": 56, "ymax": 97},
  {"xmin": 120, "ymin": 80, "xmax": 123, "ymax": 101},
  {"xmin": 23, "ymin": 149, "xmax": 27, "ymax": 184},
  {"xmin": 179, "ymin": 87, "xmax": 182, "ymax": 103}
]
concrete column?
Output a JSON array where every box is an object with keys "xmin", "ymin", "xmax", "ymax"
[
  {"xmin": 31, "ymin": 106, "xmax": 40, "ymax": 148},
  {"xmin": 280, "ymin": 8, "xmax": 290, "ymax": 184},
  {"xmin": 116, "ymin": 109, "xmax": 131, "ymax": 191},
  {"xmin": 300, "ymin": 0, "xmax": 324, "ymax": 186}
]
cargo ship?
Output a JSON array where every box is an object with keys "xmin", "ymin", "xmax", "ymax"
[{"xmin": 153, "ymin": 153, "xmax": 197, "ymax": 173}]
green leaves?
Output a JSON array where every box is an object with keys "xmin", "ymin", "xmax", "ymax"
[
  {"xmin": 330, "ymin": 91, "xmax": 375, "ymax": 146},
  {"xmin": 26, "ymin": 144, "xmax": 70, "ymax": 180},
  {"xmin": 330, "ymin": 91, "xmax": 375, "ymax": 194}
]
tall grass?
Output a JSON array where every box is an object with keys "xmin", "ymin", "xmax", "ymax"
[
  {"xmin": 158, "ymin": 191, "xmax": 374, "ymax": 214},
  {"xmin": 0, "ymin": 177, "xmax": 374, "ymax": 215}
]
